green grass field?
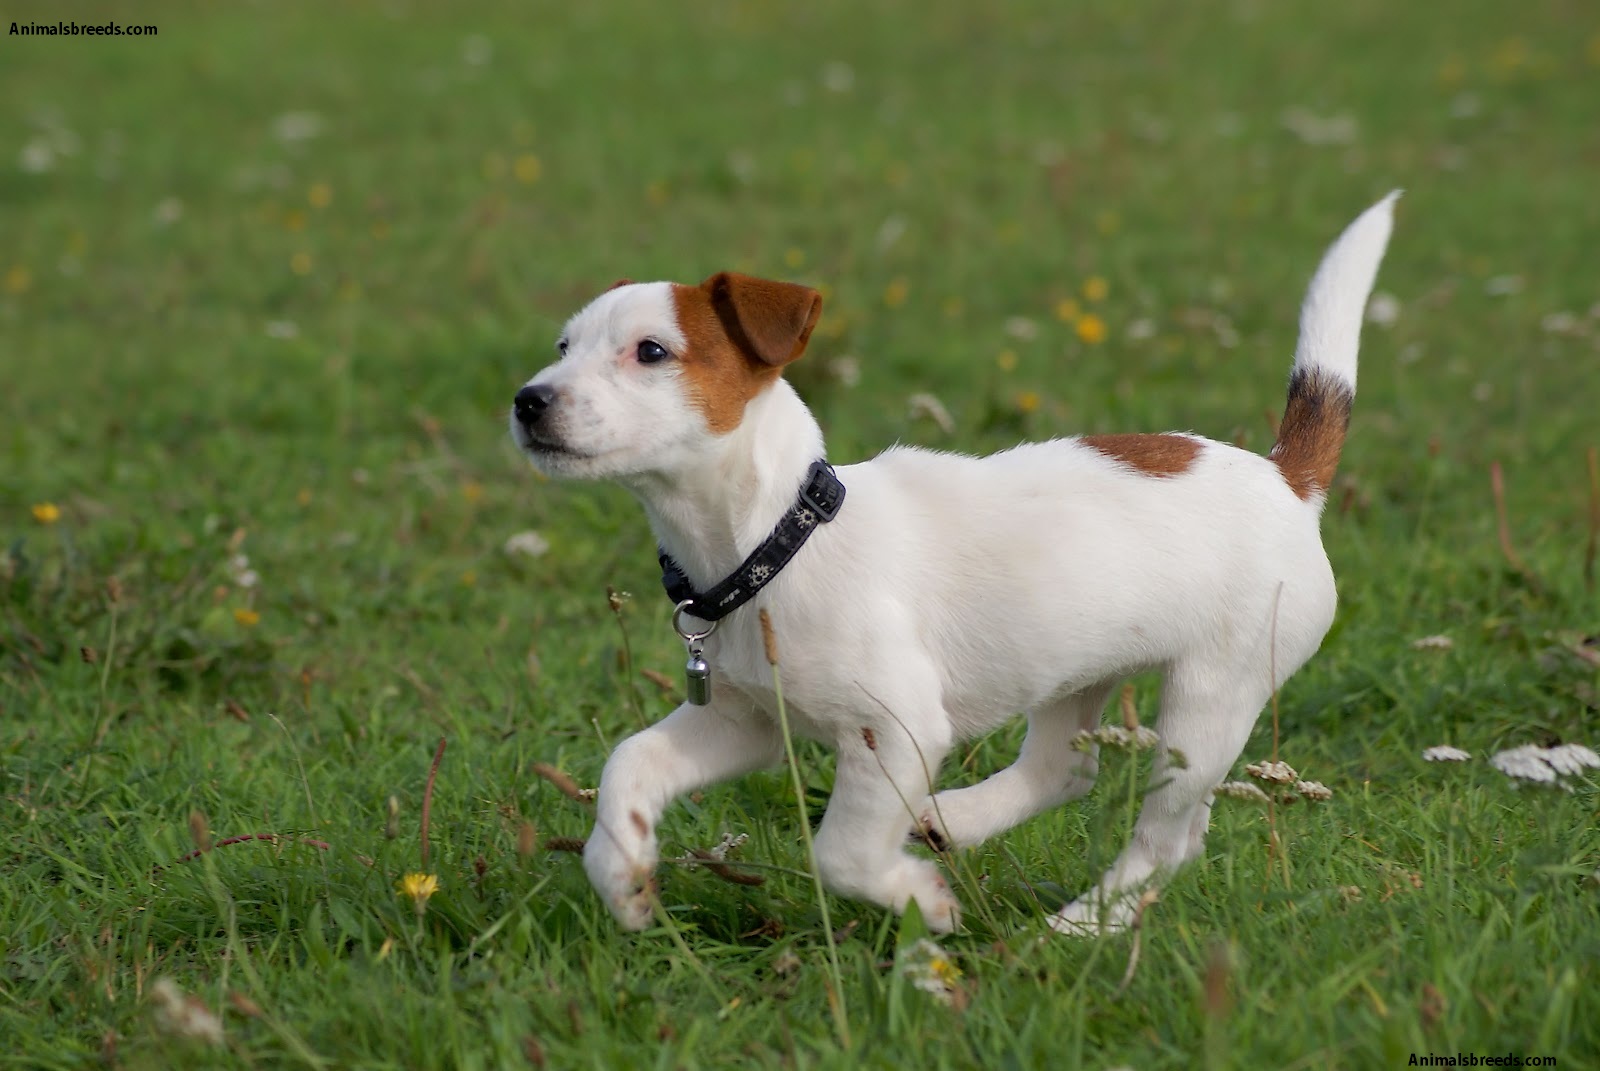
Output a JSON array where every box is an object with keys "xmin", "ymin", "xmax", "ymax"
[{"xmin": 4, "ymin": 1, "xmax": 1599, "ymax": 1067}]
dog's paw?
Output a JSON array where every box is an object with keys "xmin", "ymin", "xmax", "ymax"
[
  {"xmin": 1046, "ymin": 892, "xmax": 1137, "ymax": 938},
  {"xmin": 889, "ymin": 858, "xmax": 963, "ymax": 934},
  {"xmin": 913, "ymin": 789, "xmax": 990, "ymax": 851},
  {"xmin": 583, "ymin": 832, "xmax": 659, "ymax": 931},
  {"xmin": 909, "ymin": 807, "xmax": 951, "ymax": 852}
]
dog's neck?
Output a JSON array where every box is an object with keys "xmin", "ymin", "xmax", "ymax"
[{"xmin": 623, "ymin": 380, "xmax": 825, "ymax": 594}]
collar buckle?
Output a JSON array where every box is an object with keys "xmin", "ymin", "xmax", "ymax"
[{"xmin": 798, "ymin": 461, "xmax": 844, "ymax": 522}]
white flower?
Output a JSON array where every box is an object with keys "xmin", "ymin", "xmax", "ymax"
[
  {"xmin": 1411, "ymin": 634, "xmax": 1454, "ymax": 651},
  {"xmin": 1422, "ymin": 745, "xmax": 1472, "ymax": 763},
  {"xmin": 907, "ymin": 393, "xmax": 955, "ymax": 435},
  {"xmin": 707, "ymin": 831, "xmax": 748, "ymax": 861},
  {"xmin": 1540, "ymin": 312, "xmax": 1580, "ymax": 335},
  {"xmin": 1366, "ymin": 292, "xmax": 1401, "ymax": 327},
  {"xmin": 265, "ymin": 320, "xmax": 300, "ymax": 340},
  {"xmin": 898, "ymin": 938, "xmax": 961, "ymax": 1005},
  {"xmin": 826, "ymin": 356, "xmax": 861, "ymax": 388},
  {"xmin": 149, "ymin": 978, "xmax": 224, "ymax": 1045},
  {"xmin": 1245, "ymin": 760, "xmax": 1298, "ymax": 785},
  {"xmin": 1003, "ymin": 316, "xmax": 1038, "ymax": 341},
  {"xmin": 19, "ymin": 138, "xmax": 55, "ymax": 173},
  {"xmin": 1125, "ymin": 317, "xmax": 1157, "ymax": 342},
  {"xmin": 1490, "ymin": 745, "xmax": 1559, "ymax": 784},
  {"xmin": 1484, "ymin": 275, "xmax": 1523, "ymax": 297},
  {"xmin": 1542, "ymin": 744, "xmax": 1600, "ymax": 778},
  {"xmin": 1071, "ymin": 725, "xmax": 1160, "ymax": 753},
  {"xmin": 273, "ymin": 111, "xmax": 324, "ymax": 144},
  {"xmin": 820, "ymin": 61, "xmax": 855, "ymax": 94},
  {"xmin": 502, "ymin": 530, "xmax": 550, "ymax": 558},
  {"xmin": 1281, "ymin": 108, "xmax": 1358, "ymax": 146},
  {"xmin": 153, "ymin": 197, "xmax": 184, "ymax": 226},
  {"xmin": 460, "ymin": 34, "xmax": 492, "ymax": 67},
  {"xmin": 1294, "ymin": 780, "xmax": 1332, "ymax": 801},
  {"xmin": 1214, "ymin": 781, "xmax": 1270, "ymax": 803}
]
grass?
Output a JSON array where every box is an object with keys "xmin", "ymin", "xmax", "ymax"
[{"xmin": 3, "ymin": 0, "xmax": 1599, "ymax": 1066}]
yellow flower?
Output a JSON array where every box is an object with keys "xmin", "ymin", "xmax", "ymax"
[
  {"xmin": 1437, "ymin": 55, "xmax": 1466, "ymax": 86},
  {"xmin": 290, "ymin": 251, "xmax": 313, "ymax": 276},
  {"xmin": 308, "ymin": 182, "xmax": 333, "ymax": 209},
  {"xmin": 783, "ymin": 248, "xmax": 806, "ymax": 269},
  {"xmin": 1015, "ymin": 390, "xmax": 1040, "ymax": 413},
  {"xmin": 1054, "ymin": 298, "xmax": 1081, "ymax": 323},
  {"xmin": 296, "ymin": 488, "xmax": 313, "ymax": 506},
  {"xmin": 883, "ymin": 278, "xmax": 910, "ymax": 309},
  {"xmin": 460, "ymin": 570, "xmax": 477, "ymax": 588},
  {"xmin": 995, "ymin": 349, "xmax": 1018, "ymax": 372},
  {"xmin": 1588, "ymin": 34, "xmax": 1600, "ymax": 66},
  {"xmin": 1075, "ymin": 313, "xmax": 1107, "ymax": 345},
  {"xmin": 371, "ymin": 220, "xmax": 391, "ymax": 241},
  {"xmin": 646, "ymin": 181, "xmax": 669, "ymax": 206},
  {"xmin": 284, "ymin": 209, "xmax": 307, "ymax": 232},
  {"xmin": 1095, "ymin": 210, "xmax": 1121, "ymax": 236},
  {"xmin": 1082, "ymin": 276, "xmax": 1109, "ymax": 303},
  {"xmin": 233, "ymin": 608, "xmax": 261, "ymax": 628},
  {"xmin": 398, "ymin": 872, "xmax": 439, "ymax": 915},
  {"xmin": 4, "ymin": 266, "xmax": 32, "ymax": 295},
  {"xmin": 462, "ymin": 481, "xmax": 484, "ymax": 505},
  {"xmin": 514, "ymin": 154, "xmax": 542, "ymax": 184},
  {"xmin": 941, "ymin": 296, "xmax": 964, "ymax": 318},
  {"xmin": 31, "ymin": 502, "xmax": 61, "ymax": 524}
]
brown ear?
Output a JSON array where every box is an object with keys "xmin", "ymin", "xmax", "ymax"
[
  {"xmin": 606, "ymin": 278, "xmax": 635, "ymax": 292},
  {"xmin": 702, "ymin": 272, "xmax": 823, "ymax": 367}
]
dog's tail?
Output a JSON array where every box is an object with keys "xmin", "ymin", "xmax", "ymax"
[{"xmin": 1270, "ymin": 191, "xmax": 1399, "ymax": 506}]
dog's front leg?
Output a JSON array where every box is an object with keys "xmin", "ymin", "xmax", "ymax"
[
  {"xmin": 813, "ymin": 721, "xmax": 961, "ymax": 932},
  {"xmin": 585, "ymin": 699, "xmax": 782, "ymax": 930}
]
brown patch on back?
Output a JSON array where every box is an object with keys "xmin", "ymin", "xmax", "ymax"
[
  {"xmin": 1081, "ymin": 433, "xmax": 1202, "ymax": 477},
  {"xmin": 606, "ymin": 278, "xmax": 635, "ymax": 291},
  {"xmin": 670, "ymin": 272, "xmax": 822, "ymax": 434},
  {"xmin": 1269, "ymin": 368, "xmax": 1353, "ymax": 499}
]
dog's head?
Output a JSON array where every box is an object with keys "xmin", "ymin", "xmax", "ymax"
[{"xmin": 510, "ymin": 272, "xmax": 822, "ymax": 480}]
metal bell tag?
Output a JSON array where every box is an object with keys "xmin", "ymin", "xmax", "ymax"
[
  {"xmin": 672, "ymin": 601, "xmax": 717, "ymax": 707},
  {"xmin": 684, "ymin": 646, "xmax": 712, "ymax": 706}
]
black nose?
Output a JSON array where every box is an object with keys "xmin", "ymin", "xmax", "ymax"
[{"xmin": 513, "ymin": 384, "xmax": 557, "ymax": 424}]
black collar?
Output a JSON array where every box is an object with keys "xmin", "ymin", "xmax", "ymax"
[{"xmin": 659, "ymin": 460, "xmax": 845, "ymax": 623}]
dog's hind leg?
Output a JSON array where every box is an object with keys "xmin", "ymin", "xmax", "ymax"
[
  {"xmin": 1049, "ymin": 663, "xmax": 1270, "ymax": 935},
  {"xmin": 915, "ymin": 683, "xmax": 1116, "ymax": 850}
]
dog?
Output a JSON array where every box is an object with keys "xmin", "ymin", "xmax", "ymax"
[{"xmin": 510, "ymin": 193, "xmax": 1397, "ymax": 934}]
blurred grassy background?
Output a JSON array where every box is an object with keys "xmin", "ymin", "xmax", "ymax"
[{"xmin": 3, "ymin": 2, "xmax": 1598, "ymax": 1067}]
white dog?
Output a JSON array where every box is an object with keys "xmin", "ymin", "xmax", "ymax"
[{"xmin": 510, "ymin": 193, "xmax": 1398, "ymax": 934}]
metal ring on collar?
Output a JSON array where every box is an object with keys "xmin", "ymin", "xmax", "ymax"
[{"xmin": 672, "ymin": 600, "xmax": 717, "ymax": 643}]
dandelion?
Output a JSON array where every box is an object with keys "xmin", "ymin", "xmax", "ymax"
[
  {"xmin": 397, "ymin": 872, "xmax": 440, "ymax": 915},
  {"xmin": 1075, "ymin": 313, "xmax": 1108, "ymax": 345},
  {"xmin": 899, "ymin": 938, "xmax": 962, "ymax": 1006},
  {"xmin": 31, "ymin": 502, "xmax": 61, "ymax": 524},
  {"xmin": 1245, "ymin": 759, "xmax": 1297, "ymax": 784},
  {"xmin": 1054, "ymin": 298, "xmax": 1081, "ymax": 323},
  {"xmin": 995, "ymin": 349, "xmax": 1018, "ymax": 372},
  {"xmin": 1214, "ymin": 781, "xmax": 1270, "ymax": 803},
  {"xmin": 514, "ymin": 154, "xmax": 542, "ymax": 184},
  {"xmin": 308, "ymin": 182, "xmax": 333, "ymax": 208},
  {"xmin": 1422, "ymin": 745, "xmax": 1472, "ymax": 763},
  {"xmin": 503, "ymin": 530, "xmax": 550, "ymax": 558},
  {"xmin": 1015, "ymin": 390, "xmax": 1041, "ymax": 414},
  {"xmin": 290, "ymin": 251, "xmax": 313, "ymax": 276},
  {"xmin": 784, "ymin": 248, "xmax": 806, "ymax": 269},
  {"xmin": 4, "ymin": 266, "xmax": 32, "ymax": 295},
  {"xmin": 883, "ymin": 278, "xmax": 910, "ymax": 309},
  {"xmin": 1411, "ymin": 634, "xmax": 1453, "ymax": 651},
  {"xmin": 149, "ymin": 978, "xmax": 224, "ymax": 1046},
  {"xmin": 232, "ymin": 608, "xmax": 261, "ymax": 628},
  {"xmin": 1082, "ymin": 276, "xmax": 1109, "ymax": 303},
  {"xmin": 462, "ymin": 481, "xmax": 485, "ymax": 505},
  {"xmin": 1294, "ymin": 780, "xmax": 1333, "ymax": 801}
]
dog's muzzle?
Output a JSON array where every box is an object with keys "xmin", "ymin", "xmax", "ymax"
[{"xmin": 512, "ymin": 383, "xmax": 557, "ymax": 428}]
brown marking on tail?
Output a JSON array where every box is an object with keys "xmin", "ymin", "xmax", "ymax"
[
  {"xmin": 1270, "ymin": 368, "xmax": 1354, "ymax": 500},
  {"xmin": 1081, "ymin": 433, "xmax": 1201, "ymax": 477}
]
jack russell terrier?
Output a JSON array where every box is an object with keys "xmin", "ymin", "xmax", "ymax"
[{"xmin": 510, "ymin": 193, "xmax": 1398, "ymax": 934}]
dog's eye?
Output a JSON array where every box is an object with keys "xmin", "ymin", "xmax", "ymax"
[
  {"xmin": 557, "ymin": 339, "xmax": 569, "ymax": 356},
  {"xmin": 637, "ymin": 339, "xmax": 671, "ymax": 364}
]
